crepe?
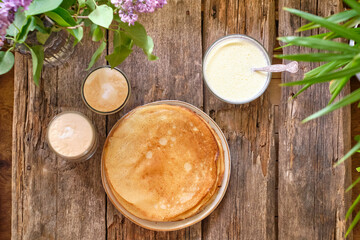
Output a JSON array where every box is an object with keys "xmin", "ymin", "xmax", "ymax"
[{"xmin": 103, "ymin": 104, "xmax": 224, "ymax": 221}]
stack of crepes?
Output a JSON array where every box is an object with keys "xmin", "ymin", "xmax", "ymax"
[{"xmin": 103, "ymin": 104, "xmax": 224, "ymax": 222}]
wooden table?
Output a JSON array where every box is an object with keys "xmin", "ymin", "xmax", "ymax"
[{"xmin": 10, "ymin": 0, "xmax": 352, "ymax": 239}]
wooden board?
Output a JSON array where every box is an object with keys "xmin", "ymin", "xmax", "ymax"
[
  {"xmin": 0, "ymin": 69, "xmax": 14, "ymax": 240},
  {"xmin": 105, "ymin": 1, "xmax": 203, "ymax": 239},
  {"xmin": 278, "ymin": 0, "xmax": 352, "ymax": 239},
  {"xmin": 201, "ymin": 0, "xmax": 276, "ymax": 239},
  {"xmin": 12, "ymin": 29, "xmax": 107, "ymax": 239}
]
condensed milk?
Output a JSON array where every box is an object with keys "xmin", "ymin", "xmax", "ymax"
[
  {"xmin": 82, "ymin": 67, "xmax": 130, "ymax": 114},
  {"xmin": 203, "ymin": 35, "xmax": 271, "ymax": 104},
  {"xmin": 47, "ymin": 111, "xmax": 98, "ymax": 161}
]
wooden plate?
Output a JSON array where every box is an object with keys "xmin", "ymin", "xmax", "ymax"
[{"xmin": 101, "ymin": 100, "xmax": 231, "ymax": 231}]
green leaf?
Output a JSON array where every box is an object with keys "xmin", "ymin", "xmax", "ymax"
[
  {"xmin": 284, "ymin": 8, "xmax": 360, "ymax": 42},
  {"xmin": 114, "ymin": 30, "xmax": 133, "ymax": 49},
  {"xmin": 347, "ymin": 176, "xmax": 360, "ymax": 192},
  {"xmin": 29, "ymin": 45, "xmax": 44, "ymax": 85},
  {"xmin": 61, "ymin": 0, "xmax": 77, "ymax": 9},
  {"xmin": 335, "ymin": 139, "xmax": 360, "ymax": 167},
  {"xmin": 275, "ymin": 53, "xmax": 355, "ymax": 62},
  {"xmin": 0, "ymin": 51, "xmax": 15, "ymax": 75},
  {"xmin": 347, "ymin": 193, "xmax": 360, "ymax": 220},
  {"xmin": 88, "ymin": 5, "xmax": 113, "ymax": 28},
  {"xmin": 106, "ymin": 45, "xmax": 133, "ymax": 68},
  {"xmin": 278, "ymin": 36, "xmax": 360, "ymax": 53},
  {"xmin": 26, "ymin": 0, "xmax": 63, "ymax": 16},
  {"xmin": 347, "ymin": 211, "xmax": 360, "ymax": 237},
  {"xmin": 292, "ymin": 83, "xmax": 312, "ymax": 98},
  {"xmin": 303, "ymin": 87, "xmax": 360, "ymax": 122},
  {"xmin": 68, "ymin": 27, "xmax": 83, "ymax": 45},
  {"xmin": 344, "ymin": 0, "xmax": 360, "ymax": 16},
  {"xmin": 357, "ymin": 167, "xmax": 360, "ymax": 172},
  {"xmin": 36, "ymin": 32, "xmax": 50, "ymax": 44},
  {"xmin": 6, "ymin": 11, "xmax": 26, "ymax": 37},
  {"xmin": 45, "ymin": 7, "xmax": 77, "ymax": 27},
  {"xmin": 33, "ymin": 16, "xmax": 50, "ymax": 34},
  {"xmin": 282, "ymin": 64, "xmax": 360, "ymax": 86},
  {"xmin": 328, "ymin": 76, "xmax": 350, "ymax": 104},
  {"xmin": 297, "ymin": 10, "xmax": 358, "ymax": 32},
  {"xmin": 305, "ymin": 60, "xmax": 348, "ymax": 79},
  {"xmin": 118, "ymin": 22, "xmax": 157, "ymax": 60},
  {"xmin": 78, "ymin": 0, "xmax": 86, "ymax": 7},
  {"xmin": 85, "ymin": 0, "xmax": 96, "ymax": 10},
  {"xmin": 87, "ymin": 41, "xmax": 106, "ymax": 70},
  {"xmin": 91, "ymin": 25, "xmax": 103, "ymax": 42},
  {"xmin": 17, "ymin": 16, "xmax": 36, "ymax": 42}
]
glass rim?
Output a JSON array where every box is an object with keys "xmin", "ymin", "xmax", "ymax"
[
  {"xmin": 203, "ymin": 34, "xmax": 272, "ymax": 105},
  {"xmin": 81, "ymin": 65, "xmax": 131, "ymax": 115},
  {"xmin": 46, "ymin": 111, "xmax": 98, "ymax": 161}
]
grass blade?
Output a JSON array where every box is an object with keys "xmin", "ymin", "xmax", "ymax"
[
  {"xmin": 297, "ymin": 9, "xmax": 358, "ymax": 32},
  {"xmin": 347, "ymin": 176, "xmax": 360, "ymax": 192},
  {"xmin": 292, "ymin": 83, "xmax": 312, "ymax": 98},
  {"xmin": 344, "ymin": 0, "xmax": 360, "ymax": 16},
  {"xmin": 335, "ymin": 139, "xmax": 360, "ymax": 167},
  {"xmin": 278, "ymin": 36, "xmax": 360, "ymax": 53},
  {"xmin": 282, "ymin": 64, "xmax": 360, "ymax": 86},
  {"xmin": 346, "ymin": 210, "xmax": 360, "ymax": 237},
  {"xmin": 284, "ymin": 8, "xmax": 360, "ymax": 42},
  {"xmin": 305, "ymin": 60, "xmax": 348, "ymax": 79},
  {"xmin": 276, "ymin": 53, "xmax": 355, "ymax": 62},
  {"xmin": 303, "ymin": 87, "xmax": 360, "ymax": 122},
  {"xmin": 347, "ymin": 193, "xmax": 360, "ymax": 220}
]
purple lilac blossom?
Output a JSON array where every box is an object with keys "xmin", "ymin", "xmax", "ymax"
[
  {"xmin": 0, "ymin": 0, "xmax": 33, "ymax": 47},
  {"xmin": 111, "ymin": 0, "xmax": 167, "ymax": 25}
]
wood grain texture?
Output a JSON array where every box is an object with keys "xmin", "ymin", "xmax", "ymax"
[
  {"xmin": 278, "ymin": 0, "xmax": 352, "ymax": 239},
  {"xmin": 202, "ymin": 0, "xmax": 276, "ymax": 239},
  {"xmin": 105, "ymin": 1, "xmax": 203, "ymax": 239},
  {"xmin": 0, "ymin": 69, "xmax": 14, "ymax": 240},
  {"xmin": 12, "ymin": 29, "xmax": 107, "ymax": 240}
]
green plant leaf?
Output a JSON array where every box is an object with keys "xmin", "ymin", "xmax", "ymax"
[
  {"xmin": 67, "ymin": 27, "xmax": 83, "ymax": 45},
  {"xmin": 292, "ymin": 83, "xmax": 312, "ymax": 98},
  {"xmin": 106, "ymin": 45, "xmax": 133, "ymax": 68},
  {"xmin": 6, "ymin": 11, "xmax": 26, "ymax": 37},
  {"xmin": 88, "ymin": 5, "xmax": 113, "ymax": 28},
  {"xmin": 45, "ymin": 7, "xmax": 77, "ymax": 27},
  {"xmin": 17, "ymin": 16, "xmax": 36, "ymax": 42},
  {"xmin": 278, "ymin": 36, "xmax": 360, "ymax": 53},
  {"xmin": 29, "ymin": 45, "xmax": 44, "ymax": 85},
  {"xmin": 26, "ymin": 0, "xmax": 62, "ymax": 16},
  {"xmin": 335, "ymin": 138, "xmax": 360, "ymax": 167},
  {"xmin": 117, "ymin": 22, "xmax": 157, "ymax": 60},
  {"xmin": 36, "ymin": 32, "xmax": 50, "ymax": 44},
  {"xmin": 33, "ymin": 16, "xmax": 49, "ymax": 34},
  {"xmin": 91, "ymin": 25, "xmax": 103, "ymax": 42},
  {"xmin": 78, "ymin": 0, "xmax": 86, "ymax": 7},
  {"xmin": 85, "ymin": 0, "xmax": 96, "ymax": 10},
  {"xmin": 303, "ymin": 87, "xmax": 360, "ymax": 122},
  {"xmin": 328, "ymin": 61, "xmax": 355, "ymax": 104},
  {"xmin": 357, "ymin": 167, "xmax": 360, "ymax": 172},
  {"xmin": 275, "ymin": 53, "xmax": 355, "ymax": 62},
  {"xmin": 0, "ymin": 51, "xmax": 15, "ymax": 75},
  {"xmin": 346, "ymin": 210, "xmax": 360, "ymax": 237},
  {"xmin": 344, "ymin": 0, "xmax": 360, "ymax": 16},
  {"xmin": 284, "ymin": 7, "xmax": 360, "ymax": 42},
  {"xmin": 61, "ymin": 0, "xmax": 77, "ymax": 9},
  {"xmin": 282, "ymin": 64, "xmax": 360, "ymax": 86},
  {"xmin": 347, "ymin": 193, "xmax": 360, "ymax": 220},
  {"xmin": 87, "ymin": 41, "xmax": 106, "ymax": 70},
  {"xmin": 305, "ymin": 60, "xmax": 348, "ymax": 79},
  {"xmin": 114, "ymin": 30, "xmax": 133, "ymax": 49},
  {"xmin": 297, "ymin": 10, "xmax": 358, "ymax": 32},
  {"xmin": 347, "ymin": 176, "xmax": 360, "ymax": 192}
]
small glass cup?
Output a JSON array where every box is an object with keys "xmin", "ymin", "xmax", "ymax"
[
  {"xmin": 203, "ymin": 34, "xmax": 272, "ymax": 104},
  {"xmin": 46, "ymin": 111, "xmax": 98, "ymax": 162},
  {"xmin": 81, "ymin": 66, "xmax": 131, "ymax": 115}
]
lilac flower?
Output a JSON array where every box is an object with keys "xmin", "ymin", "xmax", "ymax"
[
  {"xmin": 111, "ymin": 0, "xmax": 167, "ymax": 25},
  {"xmin": 0, "ymin": 0, "xmax": 33, "ymax": 46}
]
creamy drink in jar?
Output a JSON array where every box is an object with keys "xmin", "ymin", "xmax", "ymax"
[
  {"xmin": 203, "ymin": 35, "xmax": 271, "ymax": 104},
  {"xmin": 82, "ymin": 66, "xmax": 130, "ymax": 115},
  {"xmin": 47, "ymin": 111, "xmax": 98, "ymax": 161}
]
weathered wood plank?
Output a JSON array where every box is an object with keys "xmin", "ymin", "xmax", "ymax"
[
  {"xmin": 278, "ymin": 0, "xmax": 351, "ymax": 239},
  {"xmin": 202, "ymin": 0, "xmax": 276, "ymax": 239},
  {"xmin": 106, "ymin": 1, "xmax": 203, "ymax": 239},
  {"xmin": 0, "ymin": 69, "xmax": 14, "ymax": 240},
  {"xmin": 12, "ymin": 29, "xmax": 107, "ymax": 239}
]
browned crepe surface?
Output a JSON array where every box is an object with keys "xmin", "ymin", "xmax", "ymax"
[{"xmin": 103, "ymin": 104, "xmax": 224, "ymax": 221}]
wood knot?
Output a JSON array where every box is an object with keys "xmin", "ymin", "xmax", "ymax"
[
  {"xmin": 211, "ymin": 6, "xmax": 216, "ymax": 19},
  {"xmin": 186, "ymin": 10, "xmax": 190, "ymax": 15},
  {"xmin": 27, "ymin": 165, "xmax": 31, "ymax": 170},
  {"xmin": 209, "ymin": 109, "xmax": 215, "ymax": 119}
]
